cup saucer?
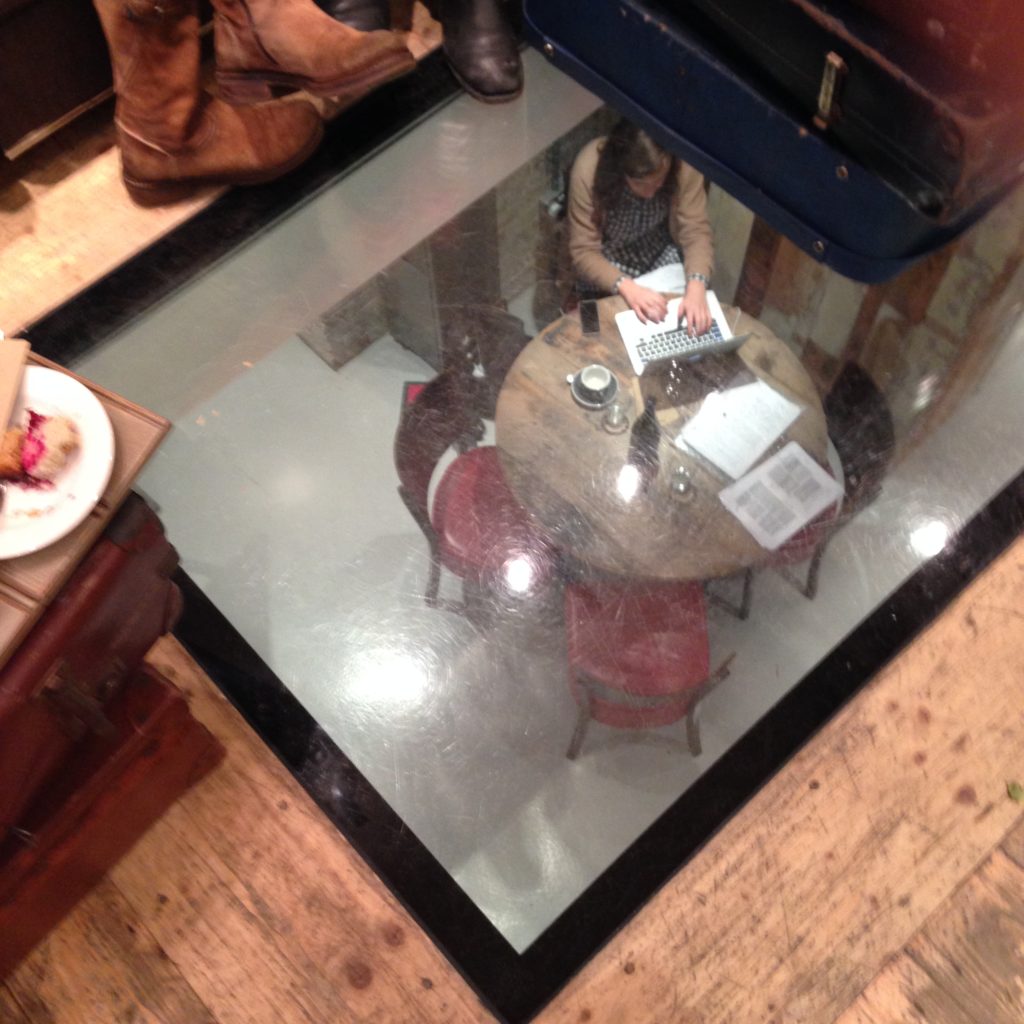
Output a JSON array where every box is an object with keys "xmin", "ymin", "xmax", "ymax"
[{"xmin": 567, "ymin": 366, "xmax": 619, "ymax": 409}]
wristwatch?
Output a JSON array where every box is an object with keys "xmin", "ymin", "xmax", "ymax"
[{"xmin": 686, "ymin": 272, "xmax": 711, "ymax": 288}]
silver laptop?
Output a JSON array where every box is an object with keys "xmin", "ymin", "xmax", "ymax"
[{"xmin": 615, "ymin": 290, "xmax": 745, "ymax": 376}]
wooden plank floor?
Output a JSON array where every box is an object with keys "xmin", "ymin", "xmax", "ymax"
[{"xmin": 2, "ymin": 534, "xmax": 1022, "ymax": 1023}]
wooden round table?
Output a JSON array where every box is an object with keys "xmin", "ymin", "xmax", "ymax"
[{"xmin": 494, "ymin": 295, "xmax": 830, "ymax": 581}]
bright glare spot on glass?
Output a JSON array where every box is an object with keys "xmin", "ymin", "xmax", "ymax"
[
  {"xmin": 503, "ymin": 555, "xmax": 535, "ymax": 594},
  {"xmin": 346, "ymin": 648, "xmax": 431, "ymax": 709},
  {"xmin": 913, "ymin": 373, "xmax": 940, "ymax": 411},
  {"xmin": 910, "ymin": 519, "xmax": 950, "ymax": 557},
  {"xmin": 617, "ymin": 463, "xmax": 641, "ymax": 501}
]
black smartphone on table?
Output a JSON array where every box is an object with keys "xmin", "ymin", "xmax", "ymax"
[{"xmin": 580, "ymin": 299, "xmax": 600, "ymax": 335}]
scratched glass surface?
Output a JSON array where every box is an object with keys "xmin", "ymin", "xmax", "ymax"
[{"xmin": 74, "ymin": 52, "xmax": 1024, "ymax": 951}]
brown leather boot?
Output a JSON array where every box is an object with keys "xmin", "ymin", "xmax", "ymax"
[
  {"xmin": 315, "ymin": 0, "xmax": 390, "ymax": 32},
  {"xmin": 93, "ymin": 0, "xmax": 324, "ymax": 206},
  {"xmin": 211, "ymin": 0, "xmax": 416, "ymax": 104},
  {"xmin": 437, "ymin": 0, "xmax": 521, "ymax": 103}
]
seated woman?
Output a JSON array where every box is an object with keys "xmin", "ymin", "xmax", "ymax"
[{"xmin": 568, "ymin": 119, "xmax": 715, "ymax": 333}]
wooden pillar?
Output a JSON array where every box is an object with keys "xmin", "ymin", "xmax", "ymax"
[{"xmin": 733, "ymin": 215, "xmax": 782, "ymax": 317}]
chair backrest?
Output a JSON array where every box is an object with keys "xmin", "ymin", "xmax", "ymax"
[
  {"xmin": 393, "ymin": 371, "xmax": 485, "ymax": 526},
  {"xmin": 440, "ymin": 305, "xmax": 531, "ymax": 415},
  {"xmin": 824, "ymin": 362, "xmax": 896, "ymax": 511}
]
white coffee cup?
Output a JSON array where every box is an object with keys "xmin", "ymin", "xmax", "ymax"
[{"xmin": 568, "ymin": 363, "xmax": 618, "ymax": 407}]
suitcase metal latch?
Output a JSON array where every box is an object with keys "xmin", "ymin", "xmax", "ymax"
[
  {"xmin": 814, "ymin": 51, "xmax": 847, "ymax": 130},
  {"xmin": 39, "ymin": 659, "xmax": 122, "ymax": 739}
]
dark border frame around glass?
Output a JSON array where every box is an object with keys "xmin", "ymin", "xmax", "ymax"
[{"xmin": 19, "ymin": 49, "xmax": 1024, "ymax": 1024}]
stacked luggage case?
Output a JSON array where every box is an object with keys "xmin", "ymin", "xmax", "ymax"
[{"xmin": 0, "ymin": 494, "xmax": 224, "ymax": 977}]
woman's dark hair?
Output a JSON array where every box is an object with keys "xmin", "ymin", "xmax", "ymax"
[{"xmin": 591, "ymin": 120, "xmax": 679, "ymax": 230}]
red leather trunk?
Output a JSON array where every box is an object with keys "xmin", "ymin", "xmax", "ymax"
[
  {"xmin": 0, "ymin": 662, "xmax": 224, "ymax": 977},
  {"xmin": 0, "ymin": 493, "xmax": 183, "ymax": 844}
]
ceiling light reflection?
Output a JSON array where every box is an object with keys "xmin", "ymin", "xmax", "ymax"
[
  {"xmin": 616, "ymin": 463, "xmax": 641, "ymax": 502},
  {"xmin": 345, "ymin": 647, "xmax": 432, "ymax": 710},
  {"xmin": 502, "ymin": 555, "xmax": 535, "ymax": 594},
  {"xmin": 913, "ymin": 373, "xmax": 940, "ymax": 412},
  {"xmin": 910, "ymin": 518, "xmax": 951, "ymax": 558}
]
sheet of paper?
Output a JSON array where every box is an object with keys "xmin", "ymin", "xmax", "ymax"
[
  {"xmin": 0, "ymin": 338, "xmax": 29, "ymax": 431},
  {"xmin": 675, "ymin": 378, "xmax": 802, "ymax": 479},
  {"xmin": 634, "ymin": 262, "xmax": 686, "ymax": 293},
  {"xmin": 616, "ymin": 295, "xmax": 683, "ymax": 335},
  {"xmin": 718, "ymin": 441, "xmax": 844, "ymax": 550}
]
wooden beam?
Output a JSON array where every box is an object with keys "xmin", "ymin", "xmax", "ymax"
[{"xmin": 733, "ymin": 215, "xmax": 782, "ymax": 317}]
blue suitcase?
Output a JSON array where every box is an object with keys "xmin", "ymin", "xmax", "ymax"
[{"xmin": 523, "ymin": 0, "xmax": 1024, "ymax": 282}]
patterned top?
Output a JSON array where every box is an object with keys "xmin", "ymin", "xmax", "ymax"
[{"xmin": 583, "ymin": 189, "xmax": 680, "ymax": 298}]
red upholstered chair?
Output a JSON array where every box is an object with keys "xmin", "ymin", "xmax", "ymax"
[
  {"xmin": 440, "ymin": 305, "xmax": 531, "ymax": 419},
  {"xmin": 709, "ymin": 362, "xmax": 896, "ymax": 617},
  {"xmin": 714, "ymin": 492, "xmax": 843, "ymax": 618},
  {"xmin": 394, "ymin": 370, "xmax": 556, "ymax": 616},
  {"xmin": 563, "ymin": 580, "xmax": 733, "ymax": 759}
]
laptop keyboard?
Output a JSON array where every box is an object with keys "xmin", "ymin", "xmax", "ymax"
[{"xmin": 635, "ymin": 322, "xmax": 732, "ymax": 367}]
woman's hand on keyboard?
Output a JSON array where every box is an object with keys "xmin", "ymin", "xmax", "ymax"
[
  {"xmin": 680, "ymin": 279, "xmax": 711, "ymax": 336},
  {"xmin": 618, "ymin": 280, "xmax": 668, "ymax": 324}
]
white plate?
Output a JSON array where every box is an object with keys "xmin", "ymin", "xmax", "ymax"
[{"xmin": 0, "ymin": 367, "xmax": 115, "ymax": 560}]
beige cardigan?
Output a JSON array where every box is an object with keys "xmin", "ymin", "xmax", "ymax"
[{"xmin": 568, "ymin": 137, "xmax": 715, "ymax": 294}]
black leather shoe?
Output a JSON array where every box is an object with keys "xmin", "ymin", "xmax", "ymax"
[
  {"xmin": 438, "ymin": 0, "xmax": 522, "ymax": 103},
  {"xmin": 315, "ymin": 0, "xmax": 390, "ymax": 31}
]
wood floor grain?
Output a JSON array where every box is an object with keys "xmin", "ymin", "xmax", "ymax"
[
  {"xmin": 837, "ymin": 819, "xmax": 1024, "ymax": 1024},
  {"xmin": 904, "ymin": 851, "xmax": 1024, "ymax": 1024},
  {"xmin": 0, "ymin": 982, "xmax": 32, "ymax": 1023},
  {"xmin": 4, "ymin": 878, "xmax": 214, "ymax": 1024}
]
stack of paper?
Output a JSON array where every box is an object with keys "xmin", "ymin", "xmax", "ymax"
[
  {"xmin": 0, "ymin": 338, "xmax": 29, "ymax": 431},
  {"xmin": 719, "ymin": 441, "xmax": 844, "ymax": 550},
  {"xmin": 675, "ymin": 379, "xmax": 802, "ymax": 479}
]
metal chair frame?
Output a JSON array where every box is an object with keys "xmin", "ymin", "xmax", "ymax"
[{"xmin": 567, "ymin": 653, "xmax": 735, "ymax": 760}]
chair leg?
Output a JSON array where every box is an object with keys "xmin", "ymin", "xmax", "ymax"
[
  {"xmin": 462, "ymin": 575, "xmax": 494, "ymax": 626},
  {"xmin": 777, "ymin": 539, "xmax": 829, "ymax": 600},
  {"xmin": 803, "ymin": 540, "xmax": 827, "ymax": 600},
  {"xmin": 685, "ymin": 706, "xmax": 702, "ymax": 757},
  {"xmin": 683, "ymin": 653, "xmax": 733, "ymax": 757},
  {"xmin": 706, "ymin": 569, "xmax": 753, "ymax": 620},
  {"xmin": 425, "ymin": 549, "xmax": 442, "ymax": 607},
  {"xmin": 739, "ymin": 568, "xmax": 753, "ymax": 618},
  {"xmin": 566, "ymin": 681, "xmax": 592, "ymax": 761}
]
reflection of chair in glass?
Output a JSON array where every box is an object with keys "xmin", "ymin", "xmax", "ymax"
[
  {"xmin": 441, "ymin": 304, "xmax": 531, "ymax": 418},
  {"xmin": 775, "ymin": 362, "xmax": 896, "ymax": 597},
  {"xmin": 824, "ymin": 362, "xmax": 896, "ymax": 511},
  {"xmin": 394, "ymin": 371, "xmax": 556, "ymax": 615},
  {"xmin": 710, "ymin": 361, "xmax": 896, "ymax": 615},
  {"xmin": 563, "ymin": 580, "xmax": 733, "ymax": 759}
]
